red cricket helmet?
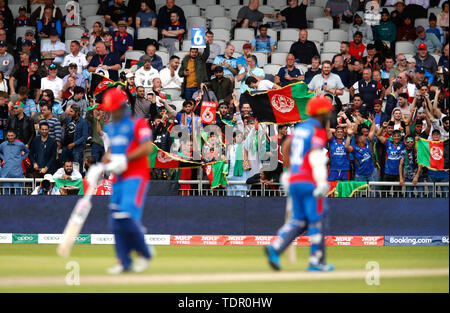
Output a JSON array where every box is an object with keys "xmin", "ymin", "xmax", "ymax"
[
  {"xmin": 306, "ymin": 95, "xmax": 333, "ymax": 116},
  {"xmin": 101, "ymin": 88, "xmax": 129, "ymax": 112}
]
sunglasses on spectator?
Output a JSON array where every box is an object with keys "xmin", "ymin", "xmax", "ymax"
[
  {"xmin": 399, "ymin": 58, "xmax": 406, "ymax": 61},
  {"xmin": 49, "ymin": 64, "xmax": 57, "ymax": 69}
]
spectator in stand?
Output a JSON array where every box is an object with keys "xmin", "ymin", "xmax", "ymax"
[
  {"xmin": 16, "ymin": 87, "xmax": 38, "ymax": 119},
  {"xmin": 236, "ymin": 55, "xmax": 265, "ymax": 96},
  {"xmin": 389, "ymin": 54, "xmax": 408, "ymax": 83},
  {"xmin": 80, "ymin": 33, "xmax": 94, "ymax": 56},
  {"xmin": 349, "ymin": 31, "xmax": 367, "ymax": 61},
  {"xmin": 62, "ymin": 63, "xmax": 87, "ymax": 92},
  {"xmin": 397, "ymin": 92, "xmax": 412, "ymax": 120},
  {"xmin": 414, "ymin": 43, "xmax": 438, "ymax": 76},
  {"xmin": 160, "ymin": 55, "xmax": 182, "ymax": 91},
  {"xmin": 41, "ymin": 63, "xmax": 63, "ymax": 101},
  {"xmin": 205, "ymin": 30, "xmax": 222, "ymax": 80},
  {"xmin": 275, "ymin": 53, "xmax": 304, "ymax": 87},
  {"xmin": 136, "ymin": 0, "xmax": 157, "ymax": 29},
  {"xmin": 236, "ymin": 43, "xmax": 254, "ymax": 71},
  {"xmin": 162, "ymin": 99, "xmax": 201, "ymax": 136},
  {"xmin": 14, "ymin": 6, "xmax": 30, "ymax": 28},
  {"xmin": 396, "ymin": 16, "xmax": 417, "ymax": 42},
  {"xmin": 61, "ymin": 104, "xmax": 88, "ymax": 166},
  {"xmin": 277, "ymin": 0, "xmax": 308, "ymax": 30},
  {"xmin": 289, "ymin": 29, "xmax": 320, "ymax": 65},
  {"xmin": 390, "ymin": 0, "xmax": 408, "ymax": 27},
  {"xmin": 0, "ymin": 129, "xmax": 29, "ymax": 194},
  {"xmin": 112, "ymin": 20, "xmax": 134, "ymax": 62},
  {"xmin": 134, "ymin": 85, "xmax": 156, "ymax": 121},
  {"xmin": 30, "ymin": 0, "xmax": 63, "ymax": 27},
  {"xmin": 245, "ymin": 76, "xmax": 281, "ymax": 91},
  {"xmin": 0, "ymin": 40, "xmax": 13, "ymax": 78},
  {"xmin": 6, "ymin": 101, "xmax": 35, "ymax": 149},
  {"xmin": 399, "ymin": 136, "xmax": 424, "ymax": 197},
  {"xmin": 179, "ymin": 43, "xmax": 210, "ymax": 100},
  {"xmin": 85, "ymin": 105, "xmax": 106, "ymax": 162},
  {"xmin": 53, "ymin": 160, "xmax": 82, "ymax": 181},
  {"xmin": 157, "ymin": 0, "xmax": 186, "ymax": 35},
  {"xmin": 11, "ymin": 50, "xmax": 30, "ymax": 77},
  {"xmin": 65, "ymin": 87, "xmax": 88, "ymax": 119},
  {"xmin": 437, "ymin": 1, "xmax": 449, "ymax": 37},
  {"xmin": 332, "ymin": 55, "xmax": 352, "ymax": 89},
  {"xmin": 212, "ymin": 44, "xmax": 238, "ymax": 84},
  {"xmin": 31, "ymin": 174, "xmax": 60, "ymax": 195},
  {"xmin": 325, "ymin": 0, "xmax": 353, "ymax": 29},
  {"xmin": 9, "ymin": 59, "xmax": 41, "ymax": 103},
  {"xmin": 438, "ymin": 43, "xmax": 449, "ymax": 72},
  {"xmin": 426, "ymin": 129, "xmax": 449, "ymax": 193},
  {"xmin": 348, "ymin": 13, "xmax": 373, "ymax": 44},
  {"xmin": 373, "ymin": 8, "xmax": 397, "ymax": 47},
  {"xmin": 236, "ymin": 0, "xmax": 273, "ymax": 30},
  {"xmin": 36, "ymin": 5, "xmax": 62, "ymax": 38},
  {"xmin": 62, "ymin": 41, "xmax": 88, "ymax": 75},
  {"xmin": 38, "ymin": 101, "xmax": 62, "ymax": 150},
  {"xmin": 29, "ymin": 121, "xmax": 57, "ymax": 176},
  {"xmin": 414, "ymin": 26, "xmax": 442, "ymax": 54},
  {"xmin": 361, "ymin": 43, "xmax": 381, "ymax": 71},
  {"xmin": 210, "ymin": 66, "xmax": 233, "ymax": 103},
  {"xmin": 38, "ymin": 88, "xmax": 64, "ymax": 118},
  {"xmin": 38, "ymin": 53, "xmax": 65, "ymax": 78},
  {"xmin": 135, "ymin": 54, "xmax": 160, "ymax": 94},
  {"xmin": 251, "ymin": 24, "xmax": 276, "ymax": 61},
  {"xmin": 41, "ymin": 30, "xmax": 66, "ymax": 65},
  {"xmin": 90, "ymin": 22, "xmax": 105, "ymax": 46},
  {"xmin": 138, "ymin": 43, "xmax": 164, "ymax": 72},
  {"xmin": 336, "ymin": 42, "xmax": 356, "ymax": 71},
  {"xmin": 380, "ymin": 56, "xmax": 395, "ymax": 88},
  {"xmin": 105, "ymin": 0, "xmax": 132, "ymax": 29},
  {"xmin": 308, "ymin": 60, "xmax": 344, "ymax": 100},
  {"xmin": 0, "ymin": 1, "xmax": 13, "ymax": 35},
  {"xmin": 426, "ymin": 13, "xmax": 445, "ymax": 46},
  {"xmin": 88, "ymin": 41, "xmax": 122, "ymax": 81},
  {"xmin": 15, "ymin": 42, "xmax": 39, "ymax": 66},
  {"xmin": 0, "ymin": 29, "xmax": 12, "ymax": 55},
  {"xmin": 159, "ymin": 11, "xmax": 186, "ymax": 57},
  {"xmin": 350, "ymin": 67, "xmax": 384, "ymax": 115},
  {"xmin": 16, "ymin": 29, "xmax": 38, "ymax": 57},
  {"xmin": 372, "ymin": 99, "xmax": 390, "ymax": 129},
  {"xmin": 386, "ymin": 81, "xmax": 402, "ymax": 117},
  {"xmin": 377, "ymin": 128, "xmax": 406, "ymax": 191},
  {"xmin": 0, "ymin": 73, "xmax": 7, "ymax": 94},
  {"xmin": 326, "ymin": 125, "xmax": 351, "ymax": 181},
  {"xmin": 304, "ymin": 55, "xmax": 321, "ymax": 84}
]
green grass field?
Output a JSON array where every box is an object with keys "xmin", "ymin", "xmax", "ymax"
[{"xmin": 0, "ymin": 244, "xmax": 448, "ymax": 293}]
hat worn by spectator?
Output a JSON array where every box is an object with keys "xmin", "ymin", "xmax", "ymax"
[
  {"xmin": 416, "ymin": 26, "xmax": 425, "ymax": 34},
  {"xmin": 407, "ymin": 57, "xmax": 416, "ymax": 63},
  {"xmin": 415, "ymin": 66, "xmax": 425, "ymax": 73},
  {"xmin": 418, "ymin": 43, "xmax": 427, "ymax": 50},
  {"xmin": 381, "ymin": 8, "xmax": 390, "ymax": 15},
  {"xmin": 25, "ymin": 29, "xmax": 35, "ymax": 35},
  {"xmin": 0, "ymin": 41, "xmax": 7, "ymax": 47},
  {"xmin": 42, "ymin": 53, "xmax": 55, "ymax": 60},
  {"xmin": 117, "ymin": 20, "xmax": 127, "ymax": 27},
  {"xmin": 81, "ymin": 32, "xmax": 90, "ymax": 39},
  {"xmin": 49, "ymin": 29, "xmax": 59, "ymax": 37},
  {"xmin": 374, "ymin": 99, "xmax": 382, "ymax": 105},
  {"xmin": 395, "ymin": 0, "xmax": 405, "ymax": 5},
  {"xmin": 19, "ymin": 6, "xmax": 27, "ymax": 11},
  {"xmin": 125, "ymin": 72, "xmax": 134, "ymax": 78},
  {"xmin": 13, "ymin": 101, "xmax": 25, "ymax": 109},
  {"xmin": 214, "ymin": 66, "xmax": 224, "ymax": 72},
  {"xmin": 31, "ymin": 58, "xmax": 39, "ymax": 64},
  {"xmin": 243, "ymin": 43, "xmax": 252, "ymax": 50},
  {"xmin": 43, "ymin": 174, "xmax": 55, "ymax": 183},
  {"xmin": 22, "ymin": 40, "xmax": 33, "ymax": 46},
  {"xmin": 436, "ymin": 67, "xmax": 444, "ymax": 74}
]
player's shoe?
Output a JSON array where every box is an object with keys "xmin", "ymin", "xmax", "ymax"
[
  {"xmin": 107, "ymin": 264, "xmax": 126, "ymax": 275},
  {"xmin": 132, "ymin": 256, "xmax": 151, "ymax": 273},
  {"xmin": 264, "ymin": 246, "xmax": 281, "ymax": 271},
  {"xmin": 307, "ymin": 263, "xmax": 335, "ymax": 272}
]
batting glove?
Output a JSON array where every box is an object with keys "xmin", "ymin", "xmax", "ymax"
[
  {"xmin": 105, "ymin": 154, "xmax": 128, "ymax": 175},
  {"xmin": 313, "ymin": 182, "xmax": 329, "ymax": 198},
  {"xmin": 86, "ymin": 163, "xmax": 104, "ymax": 187}
]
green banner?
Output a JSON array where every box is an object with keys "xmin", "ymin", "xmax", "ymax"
[
  {"xmin": 75, "ymin": 234, "xmax": 91, "ymax": 244},
  {"xmin": 12, "ymin": 233, "xmax": 38, "ymax": 244}
]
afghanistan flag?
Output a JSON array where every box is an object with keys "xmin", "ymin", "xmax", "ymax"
[
  {"xmin": 90, "ymin": 73, "xmax": 115, "ymax": 95},
  {"xmin": 417, "ymin": 138, "xmax": 449, "ymax": 171},
  {"xmin": 148, "ymin": 143, "xmax": 203, "ymax": 169},
  {"xmin": 244, "ymin": 82, "xmax": 314, "ymax": 124},
  {"xmin": 204, "ymin": 160, "xmax": 229, "ymax": 189},
  {"xmin": 54, "ymin": 179, "xmax": 86, "ymax": 195},
  {"xmin": 333, "ymin": 181, "xmax": 368, "ymax": 197}
]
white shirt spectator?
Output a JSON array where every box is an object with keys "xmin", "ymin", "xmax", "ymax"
[
  {"xmin": 308, "ymin": 73, "xmax": 345, "ymax": 94},
  {"xmin": 255, "ymin": 79, "xmax": 275, "ymax": 91},
  {"xmin": 53, "ymin": 167, "xmax": 82, "ymax": 180},
  {"xmin": 159, "ymin": 66, "xmax": 182, "ymax": 90},
  {"xmin": 62, "ymin": 52, "xmax": 88, "ymax": 74},
  {"xmin": 41, "ymin": 76, "xmax": 64, "ymax": 99},
  {"xmin": 42, "ymin": 41, "xmax": 67, "ymax": 64},
  {"xmin": 135, "ymin": 66, "xmax": 160, "ymax": 90}
]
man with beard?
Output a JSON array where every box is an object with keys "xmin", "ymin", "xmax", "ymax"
[
  {"xmin": 61, "ymin": 104, "xmax": 88, "ymax": 167},
  {"xmin": 349, "ymin": 32, "xmax": 366, "ymax": 61},
  {"xmin": 53, "ymin": 160, "xmax": 82, "ymax": 180},
  {"xmin": 134, "ymin": 86, "xmax": 157, "ymax": 122}
]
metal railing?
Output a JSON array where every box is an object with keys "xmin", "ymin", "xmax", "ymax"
[{"xmin": 0, "ymin": 178, "xmax": 448, "ymax": 198}]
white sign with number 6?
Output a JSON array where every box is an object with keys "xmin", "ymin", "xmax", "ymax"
[{"xmin": 191, "ymin": 27, "xmax": 206, "ymax": 48}]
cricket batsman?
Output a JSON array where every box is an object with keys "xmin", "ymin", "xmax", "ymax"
[
  {"xmin": 265, "ymin": 96, "xmax": 335, "ymax": 272},
  {"xmin": 93, "ymin": 87, "xmax": 154, "ymax": 274}
]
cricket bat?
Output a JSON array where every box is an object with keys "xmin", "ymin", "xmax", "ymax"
[{"xmin": 285, "ymin": 196, "xmax": 297, "ymax": 264}]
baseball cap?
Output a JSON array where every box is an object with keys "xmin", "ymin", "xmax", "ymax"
[
  {"xmin": 416, "ymin": 26, "xmax": 425, "ymax": 33},
  {"xmin": 117, "ymin": 20, "xmax": 127, "ymax": 26},
  {"xmin": 125, "ymin": 72, "xmax": 134, "ymax": 78},
  {"xmin": 49, "ymin": 29, "xmax": 59, "ymax": 36},
  {"xmin": 214, "ymin": 66, "xmax": 224, "ymax": 72},
  {"xmin": 243, "ymin": 43, "xmax": 252, "ymax": 50},
  {"xmin": 81, "ymin": 32, "xmax": 90, "ymax": 38},
  {"xmin": 43, "ymin": 174, "xmax": 55, "ymax": 183},
  {"xmin": 415, "ymin": 66, "xmax": 425, "ymax": 73},
  {"xmin": 19, "ymin": 6, "xmax": 27, "ymax": 11},
  {"xmin": 31, "ymin": 58, "xmax": 39, "ymax": 64},
  {"xmin": 22, "ymin": 40, "xmax": 33, "ymax": 46},
  {"xmin": 407, "ymin": 57, "xmax": 416, "ymax": 63},
  {"xmin": 395, "ymin": 0, "xmax": 405, "ymax": 5},
  {"xmin": 13, "ymin": 101, "xmax": 25, "ymax": 109},
  {"xmin": 0, "ymin": 41, "xmax": 7, "ymax": 47},
  {"xmin": 25, "ymin": 29, "xmax": 35, "ymax": 35},
  {"xmin": 418, "ymin": 43, "xmax": 427, "ymax": 50},
  {"xmin": 42, "ymin": 52, "xmax": 55, "ymax": 60}
]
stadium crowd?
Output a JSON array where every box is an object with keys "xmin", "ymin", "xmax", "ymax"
[{"xmin": 0, "ymin": 0, "xmax": 448, "ymax": 196}]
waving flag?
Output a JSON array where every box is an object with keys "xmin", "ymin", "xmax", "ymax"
[{"xmin": 417, "ymin": 138, "xmax": 449, "ymax": 171}]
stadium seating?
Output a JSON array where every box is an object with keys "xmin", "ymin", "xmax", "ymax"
[
  {"xmin": 234, "ymin": 28, "xmax": 254, "ymax": 41},
  {"xmin": 230, "ymin": 40, "xmax": 249, "ymax": 53},
  {"xmin": 320, "ymin": 52, "xmax": 335, "ymax": 62},
  {"xmin": 187, "ymin": 16, "xmax": 207, "ymax": 29},
  {"xmin": 258, "ymin": 5, "xmax": 275, "ymax": 15},
  {"xmin": 328, "ymin": 29, "xmax": 347, "ymax": 42},
  {"xmin": 196, "ymin": 0, "xmax": 217, "ymax": 8},
  {"xmin": 263, "ymin": 64, "xmax": 280, "ymax": 76},
  {"xmin": 183, "ymin": 5, "xmax": 201, "ymax": 17},
  {"xmin": 211, "ymin": 17, "xmax": 232, "ymax": 29},
  {"xmin": 306, "ymin": 6, "xmax": 326, "ymax": 25},
  {"xmin": 159, "ymin": 51, "xmax": 170, "ymax": 67},
  {"xmin": 81, "ymin": 4, "xmax": 100, "ymax": 19},
  {"xmin": 307, "ymin": 29, "xmax": 325, "ymax": 44},
  {"xmin": 276, "ymin": 41, "xmax": 294, "ymax": 53},
  {"xmin": 210, "ymin": 28, "xmax": 231, "ymax": 42},
  {"xmin": 271, "ymin": 52, "xmax": 288, "ymax": 65},
  {"xmin": 253, "ymin": 52, "xmax": 268, "ymax": 67},
  {"xmin": 222, "ymin": 0, "xmax": 240, "ymax": 10},
  {"xmin": 414, "ymin": 18, "xmax": 429, "ymax": 28},
  {"xmin": 9, "ymin": 4, "xmax": 23, "ymax": 19},
  {"xmin": 338, "ymin": 89, "xmax": 351, "ymax": 105},
  {"xmin": 175, "ymin": 51, "xmax": 189, "ymax": 61},
  {"xmin": 280, "ymin": 28, "xmax": 299, "ymax": 42},
  {"xmin": 125, "ymin": 50, "xmax": 145, "ymax": 62},
  {"xmin": 40, "ymin": 38, "xmax": 51, "ymax": 52},
  {"xmin": 314, "ymin": 0, "xmax": 328, "ymax": 8},
  {"xmin": 137, "ymin": 27, "xmax": 158, "ymax": 41},
  {"xmin": 85, "ymin": 16, "xmax": 105, "ymax": 29},
  {"xmin": 205, "ymin": 5, "xmax": 226, "ymax": 20},
  {"xmin": 323, "ymin": 41, "xmax": 341, "ymax": 53},
  {"xmin": 395, "ymin": 41, "xmax": 414, "ymax": 55},
  {"xmin": 214, "ymin": 40, "xmax": 226, "ymax": 54},
  {"xmin": 313, "ymin": 17, "xmax": 333, "ymax": 33},
  {"xmin": 229, "ymin": 6, "xmax": 242, "ymax": 20}
]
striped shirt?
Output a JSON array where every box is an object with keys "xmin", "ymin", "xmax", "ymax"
[{"xmin": 40, "ymin": 116, "xmax": 62, "ymax": 144}]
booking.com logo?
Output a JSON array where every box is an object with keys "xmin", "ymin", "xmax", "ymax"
[{"xmin": 389, "ymin": 237, "xmax": 433, "ymax": 245}]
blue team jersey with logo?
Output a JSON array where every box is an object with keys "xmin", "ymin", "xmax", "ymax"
[
  {"xmin": 328, "ymin": 137, "xmax": 350, "ymax": 171},
  {"xmin": 289, "ymin": 118, "xmax": 327, "ymax": 184},
  {"xmin": 351, "ymin": 138, "xmax": 374, "ymax": 175},
  {"xmin": 384, "ymin": 140, "xmax": 405, "ymax": 175}
]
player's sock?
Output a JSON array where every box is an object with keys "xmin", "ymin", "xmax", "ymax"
[
  {"xmin": 271, "ymin": 220, "xmax": 306, "ymax": 255},
  {"xmin": 308, "ymin": 223, "xmax": 323, "ymax": 266}
]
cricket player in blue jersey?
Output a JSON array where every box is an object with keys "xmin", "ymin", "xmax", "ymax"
[
  {"xmin": 88, "ymin": 87, "xmax": 154, "ymax": 274},
  {"xmin": 265, "ymin": 96, "xmax": 335, "ymax": 272}
]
